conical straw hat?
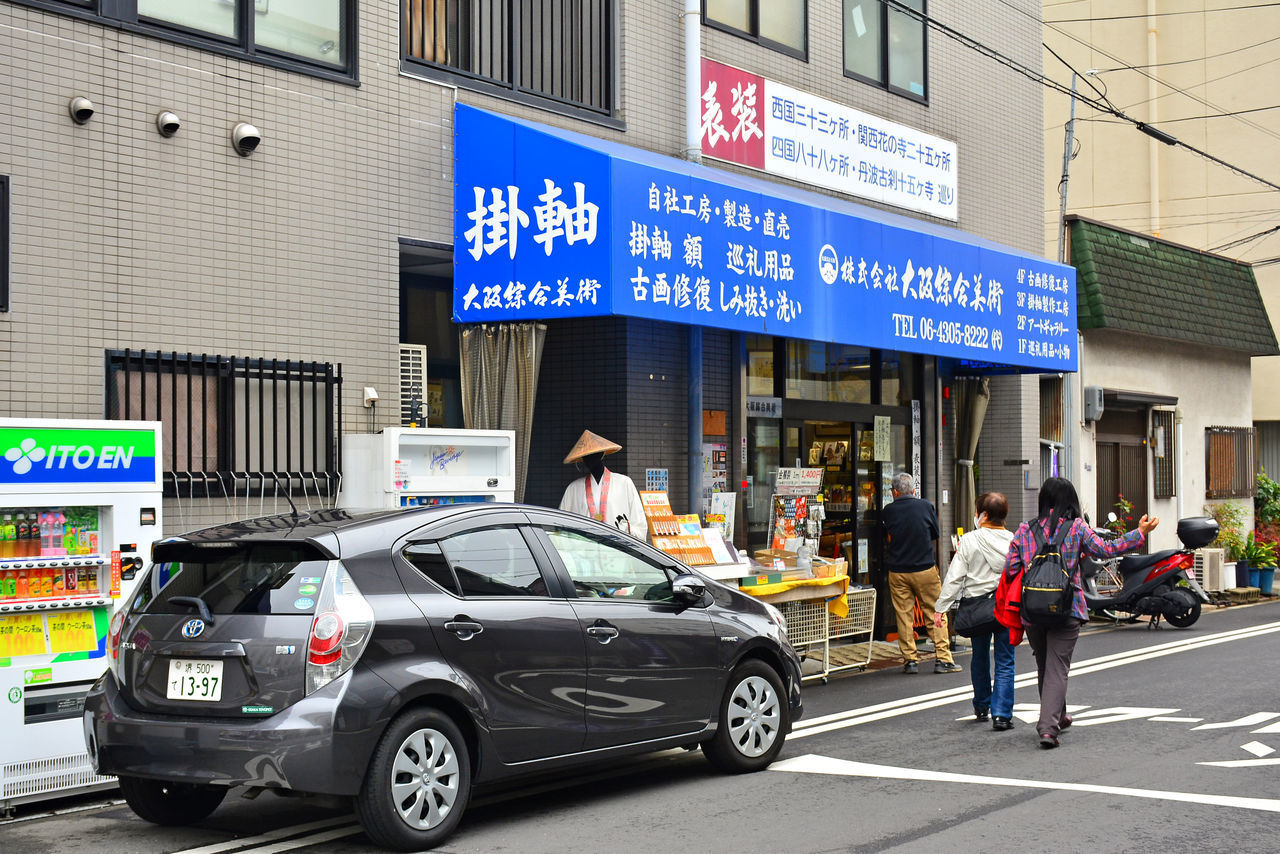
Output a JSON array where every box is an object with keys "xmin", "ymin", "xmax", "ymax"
[{"xmin": 563, "ymin": 429, "xmax": 622, "ymax": 464}]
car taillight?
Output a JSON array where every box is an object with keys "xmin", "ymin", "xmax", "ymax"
[
  {"xmin": 308, "ymin": 612, "xmax": 345, "ymax": 665},
  {"xmin": 304, "ymin": 561, "xmax": 375, "ymax": 696},
  {"xmin": 107, "ymin": 608, "xmax": 127, "ymax": 661}
]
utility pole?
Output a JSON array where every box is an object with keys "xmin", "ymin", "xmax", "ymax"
[{"xmin": 1058, "ymin": 74, "xmax": 1078, "ymax": 485}]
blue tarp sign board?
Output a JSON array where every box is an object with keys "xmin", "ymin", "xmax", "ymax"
[{"xmin": 453, "ymin": 104, "xmax": 1077, "ymax": 373}]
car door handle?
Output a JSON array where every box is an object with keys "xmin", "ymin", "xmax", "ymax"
[
  {"xmin": 444, "ymin": 620, "xmax": 484, "ymax": 641},
  {"xmin": 586, "ymin": 625, "xmax": 619, "ymax": 644}
]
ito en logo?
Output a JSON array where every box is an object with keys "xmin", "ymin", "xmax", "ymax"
[{"xmin": 4, "ymin": 438, "xmax": 47, "ymax": 475}]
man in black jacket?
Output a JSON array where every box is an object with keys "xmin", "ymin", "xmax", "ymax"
[{"xmin": 882, "ymin": 472, "xmax": 961, "ymax": 674}]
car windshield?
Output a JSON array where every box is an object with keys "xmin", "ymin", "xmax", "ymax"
[{"xmin": 133, "ymin": 541, "xmax": 330, "ymax": 616}]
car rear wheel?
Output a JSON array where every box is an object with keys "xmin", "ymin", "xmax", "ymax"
[
  {"xmin": 702, "ymin": 659, "xmax": 789, "ymax": 774},
  {"xmin": 117, "ymin": 775, "xmax": 226, "ymax": 826},
  {"xmin": 355, "ymin": 707, "xmax": 472, "ymax": 852}
]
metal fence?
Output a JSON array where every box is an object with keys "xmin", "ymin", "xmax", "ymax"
[
  {"xmin": 105, "ymin": 349, "xmax": 342, "ymax": 499},
  {"xmin": 1205, "ymin": 425, "xmax": 1256, "ymax": 500}
]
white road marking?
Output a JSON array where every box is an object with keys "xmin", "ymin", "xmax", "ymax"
[
  {"xmin": 1248, "ymin": 718, "xmax": 1280, "ymax": 734},
  {"xmin": 793, "ymin": 620, "xmax": 1280, "ymax": 739},
  {"xmin": 1242, "ymin": 741, "xmax": 1275, "ymax": 758},
  {"xmin": 771, "ymin": 753, "xmax": 1280, "ymax": 813},
  {"xmin": 223, "ymin": 825, "xmax": 363, "ymax": 854},
  {"xmin": 1191, "ymin": 712, "xmax": 1280, "ymax": 731},
  {"xmin": 1198, "ymin": 757, "xmax": 1280, "ymax": 768},
  {"xmin": 168, "ymin": 816, "xmax": 358, "ymax": 854},
  {"xmin": 1066, "ymin": 706, "xmax": 1181, "ymax": 727},
  {"xmin": 1009, "ymin": 702, "xmax": 1088, "ymax": 724},
  {"xmin": 1150, "ymin": 716, "xmax": 1203, "ymax": 723}
]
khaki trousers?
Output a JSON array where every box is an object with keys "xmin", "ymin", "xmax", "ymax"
[{"xmin": 889, "ymin": 567, "xmax": 953, "ymax": 664}]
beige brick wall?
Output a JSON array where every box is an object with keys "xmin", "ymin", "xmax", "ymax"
[{"xmin": 2, "ymin": 1, "xmax": 1047, "ymax": 529}]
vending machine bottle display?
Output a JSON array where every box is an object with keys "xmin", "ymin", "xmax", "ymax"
[
  {"xmin": 339, "ymin": 428, "xmax": 516, "ymax": 509},
  {"xmin": 0, "ymin": 418, "xmax": 163, "ymax": 810}
]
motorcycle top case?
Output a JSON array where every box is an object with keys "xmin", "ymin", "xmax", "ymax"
[{"xmin": 1176, "ymin": 517, "xmax": 1219, "ymax": 550}]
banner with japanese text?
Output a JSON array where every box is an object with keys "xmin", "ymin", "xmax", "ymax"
[
  {"xmin": 700, "ymin": 58, "xmax": 959, "ymax": 221},
  {"xmin": 453, "ymin": 104, "xmax": 1076, "ymax": 372}
]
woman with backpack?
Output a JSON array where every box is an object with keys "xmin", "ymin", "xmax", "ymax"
[
  {"xmin": 1003, "ymin": 477, "xmax": 1158, "ymax": 748},
  {"xmin": 934, "ymin": 492, "xmax": 1016, "ymax": 731}
]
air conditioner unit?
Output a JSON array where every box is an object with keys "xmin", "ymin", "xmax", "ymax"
[{"xmin": 1194, "ymin": 548, "xmax": 1227, "ymax": 593}]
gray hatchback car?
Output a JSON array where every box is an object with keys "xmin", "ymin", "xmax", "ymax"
[{"xmin": 84, "ymin": 505, "xmax": 803, "ymax": 850}]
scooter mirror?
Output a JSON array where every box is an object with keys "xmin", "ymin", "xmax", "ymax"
[{"xmin": 1107, "ymin": 512, "xmax": 1118, "ymax": 523}]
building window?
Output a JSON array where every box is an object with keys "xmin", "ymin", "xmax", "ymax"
[
  {"xmin": 105, "ymin": 350, "xmax": 344, "ymax": 498},
  {"xmin": 842, "ymin": 0, "xmax": 927, "ymax": 100},
  {"xmin": 16, "ymin": 0, "xmax": 355, "ymax": 77},
  {"xmin": 786, "ymin": 341, "xmax": 871, "ymax": 403},
  {"xmin": 403, "ymin": 0, "xmax": 613, "ymax": 116},
  {"xmin": 1152, "ymin": 409, "xmax": 1175, "ymax": 499},
  {"xmin": 1205, "ymin": 425, "xmax": 1256, "ymax": 500},
  {"xmin": 705, "ymin": 0, "xmax": 806, "ymax": 59}
]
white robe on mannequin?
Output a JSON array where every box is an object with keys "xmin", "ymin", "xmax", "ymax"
[{"xmin": 559, "ymin": 469, "xmax": 648, "ymax": 541}]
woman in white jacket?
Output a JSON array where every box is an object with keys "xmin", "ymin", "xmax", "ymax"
[{"xmin": 934, "ymin": 492, "xmax": 1017, "ymax": 731}]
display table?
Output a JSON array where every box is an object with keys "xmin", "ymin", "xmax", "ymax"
[{"xmin": 741, "ymin": 579, "xmax": 876, "ymax": 683}]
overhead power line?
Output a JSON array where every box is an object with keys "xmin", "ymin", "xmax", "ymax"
[
  {"xmin": 1094, "ymin": 34, "xmax": 1280, "ymax": 72},
  {"xmin": 1045, "ymin": 2, "xmax": 1280, "ymax": 24},
  {"xmin": 880, "ymin": 0, "xmax": 1280, "ymax": 195}
]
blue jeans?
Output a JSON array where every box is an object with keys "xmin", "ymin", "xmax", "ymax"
[{"xmin": 969, "ymin": 629, "xmax": 1016, "ymax": 719}]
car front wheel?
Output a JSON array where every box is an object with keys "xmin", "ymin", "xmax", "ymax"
[
  {"xmin": 355, "ymin": 707, "xmax": 472, "ymax": 852},
  {"xmin": 117, "ymin": 775, "xmax": 226, "ymax": 825},
  {"xmin": 702, "ymin": 659, "xmax": 789, "ymax": 773}
]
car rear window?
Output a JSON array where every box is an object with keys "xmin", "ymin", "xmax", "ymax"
[{"xmin": 135, "ymin": 541, "xmax": 331, "ymax": 616}]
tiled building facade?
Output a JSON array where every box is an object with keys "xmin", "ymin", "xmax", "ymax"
[{"xmin": 2, "ymin": 2, "xmax": 1057, "ymax": 620}]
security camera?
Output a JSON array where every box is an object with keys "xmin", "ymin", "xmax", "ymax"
[
  {"xmin": 155, "ymin": 111, "xmax": 181, "ymax": 137},
  {"xmin": 68, "ymin": 96, "xmax": 95, "ymax": 125},
  {"xmin": 363, "ymin": 387, "xmax": 380, "ymax": 408},
  {"xmin": 231, "ymin": 122, "xmax": 261, "ymax": 156}
]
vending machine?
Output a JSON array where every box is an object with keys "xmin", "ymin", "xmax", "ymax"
[
  {"xmin": 0, "ymin": 418, "xmax": 163, "ymax": 811},
  {"xmin": 339, "ymin": 427, "xmax": 516, "ymax": 509}
]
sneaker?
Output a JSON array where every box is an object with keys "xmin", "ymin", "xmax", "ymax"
[
  {"xmin": 1038, "ymin": 733, "xmax": 1060, "ymax": 749},
  {"xmin": 974, "ymin": 708, "xmax": 990, "ymax": 722},
  {"xmin": 1060, "ymin": 714, "xmax": 1073, "ymax": 731},
  {"xmin": 934, "ymin": 661, "xmax": 962, "ymax": 674},
  {"xmin": 902, "ymin": 661, "xmax": 919, "ymax": 674},
  {"xmin": 992, "ymin": 717, "xmax": 1014, "ymax": 731}
]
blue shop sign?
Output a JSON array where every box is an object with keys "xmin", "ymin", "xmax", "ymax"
[{"xmin": 453, "ymin": 104, "xmax": 1076, "ymax": 372}]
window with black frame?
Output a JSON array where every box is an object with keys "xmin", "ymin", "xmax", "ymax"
[
  {"xmin": 18, "ymin": 0, "xmax": 353, "ymax": 76},
  {"xmin": 842, "ymin": 0, "xmax": 927, "ymax": 101},
  {"xmin": 705, "ymin": 0, "xmax": 806, "ymax": 58},
  {"xmin": 403, "ymin": 0, "xmax": 612, "ymax": 116}
]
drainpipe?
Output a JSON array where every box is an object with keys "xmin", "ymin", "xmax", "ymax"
[
  {"xmin": 684, "ymin": 1, "xmax": 703, "ymax": 514},
  {"xmin": 1175, "ymin": 407, "xmax": 1184, "ymax": 521},
  {"xmin": 684, "ymin": 0, "xmax": 702, "ymax": 163},
  {"xmin": 1148, "ymin": 0, "xmax": 1160, "ymax": 236}
]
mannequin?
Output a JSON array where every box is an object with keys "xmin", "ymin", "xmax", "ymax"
[{"xmin": 558, "ymin": 430, "xmax": 647, "ymax": 541}]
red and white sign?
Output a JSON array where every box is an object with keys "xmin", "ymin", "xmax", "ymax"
[{"xmin": 699, "ymin": 58, "xmax": 959, "ymax": 221}]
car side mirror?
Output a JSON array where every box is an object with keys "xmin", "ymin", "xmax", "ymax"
[{"xmin": 671, "ymin": 573, "xmax": 706, "ymax": 605}]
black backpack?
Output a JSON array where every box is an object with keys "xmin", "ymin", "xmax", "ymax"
[{"xmin": 1021, "ymin": 515, "xmax": 1075, "ymax": 625}]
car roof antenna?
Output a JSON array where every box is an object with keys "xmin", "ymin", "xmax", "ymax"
[{"xmin": 272, "ymin": 473, "xmax": 302, "ymax": 518}]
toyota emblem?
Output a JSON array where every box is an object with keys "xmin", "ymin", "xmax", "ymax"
[{"xmin": 181, "ymin": 619, "xmax": 206, "ymax": 639}]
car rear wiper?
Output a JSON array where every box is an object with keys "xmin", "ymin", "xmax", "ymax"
[{"xmin": 169, "ymin": 596, "xmax": 216, "ymax": 625}]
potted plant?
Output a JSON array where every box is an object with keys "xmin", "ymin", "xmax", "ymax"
[
  {"xmin": 1206, "ymin": 501, "xmax": 1248, "ymax": 587},
  {"xmin": 1247, "ymin": 527, "xmax": 1279, "ymax": 595}
]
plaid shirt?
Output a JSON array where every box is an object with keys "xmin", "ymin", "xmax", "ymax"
[{"xmin": 1004, "ymin": 517, "xmax": 1145, "ymax": 622}]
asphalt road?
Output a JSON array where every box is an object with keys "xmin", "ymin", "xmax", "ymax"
[{"xmin": 6, "ymin": 600, "xmax": 1279, "ymax": 854}]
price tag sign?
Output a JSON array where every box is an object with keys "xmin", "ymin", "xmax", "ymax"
[
  {"xmin": 775, "ymin": 467, "xmax": 824, "ymax": 495},
  {"xmin": 0, "ymin": 614, "xmax": 49, "ymax": 659},
  {"xmin": 48, "ymin": 610, "xmax": 100, "ymax": 655}
]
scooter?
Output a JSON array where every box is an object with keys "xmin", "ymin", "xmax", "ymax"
[{"xmin": 1080, "ymin": 516, "xmax": 1218, "ymax": 628}]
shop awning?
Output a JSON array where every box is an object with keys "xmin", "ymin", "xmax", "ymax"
[
  {"xmin": 453, "ymin": 104, "xmax": 1078, "ymax": 373},
  {"xmin": 1069, "ymin": 216, "xmax": 1279, "ymax": 357}
]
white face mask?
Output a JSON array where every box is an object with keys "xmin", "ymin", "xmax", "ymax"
[{"xmin": 974, "ymin": 513, "xmax": 985, "ymax": 529}]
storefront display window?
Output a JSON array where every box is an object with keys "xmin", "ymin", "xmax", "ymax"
[
  {"xmin": 746, "ymin": 334, "xmax": 775, "ymax": 396},
  {"xmin": 881, "ymin": 351, "xmax": 918, "ymax": 405},
  {"xmin": 785, "ymin": 341, "xmax": 871, "ymax": 403}
]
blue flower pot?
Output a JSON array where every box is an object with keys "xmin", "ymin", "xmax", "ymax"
[
  {"xmin": 1260, "ymin": 568, "xmax": 1275, "ymax": 595},
  {"xmin": 1249, "ymin": 567, "xmax": 1261, "ymax": 588}
]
